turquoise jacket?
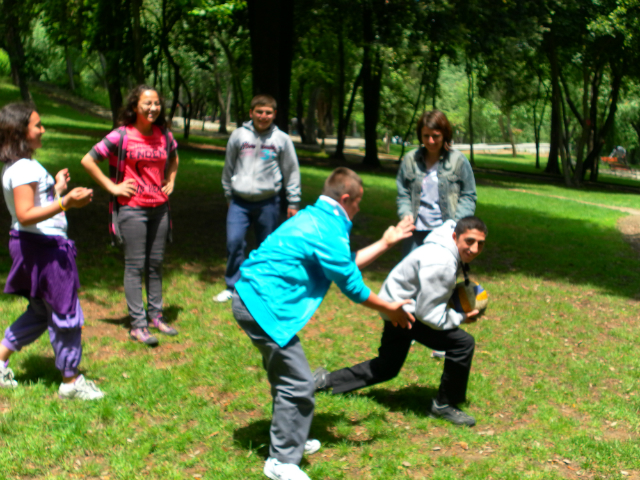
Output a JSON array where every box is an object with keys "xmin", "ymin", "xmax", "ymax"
[{"xmin": 235, "ymin": 197, "xmax": 371, "ymax": 347}]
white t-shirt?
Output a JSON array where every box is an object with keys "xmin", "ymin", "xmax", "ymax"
[
  {"xmin": 2, "ymin": 158, "xmax": 67, "ymax": 237},
  {"xmin": 415, "ymin": 162, "xmax": 443, "ymax": 231}
]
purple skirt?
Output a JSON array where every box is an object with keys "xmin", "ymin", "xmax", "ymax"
[{"xmin": 4, "ymin": 230, "xmax": 81, "ymax": 318}]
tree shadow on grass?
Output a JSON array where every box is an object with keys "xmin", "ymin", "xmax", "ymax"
[
  {"xmin": 232, "ymin": 412, "xmax": 387, "ymax": 460},
  {"xmin": 362, "ymin": 385, "xmax": 439, "ymax": 417}
]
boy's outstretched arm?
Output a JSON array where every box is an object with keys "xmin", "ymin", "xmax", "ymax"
[
  {"xmin": 355, "ymin": 216, "xmax": 415, "ymax": 268},
  {"xmin": 361, "ymin": 292, "xmax": 415, "ymax": 329}
]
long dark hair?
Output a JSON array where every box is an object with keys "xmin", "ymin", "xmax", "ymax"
[
  {"xmin": 416, "ymin": 110, "xmax": 452, "ymax": 152},
  {"xmin": 0, "ymin": 103, "xmax": 37, "ymax": 164},
  {"xmin": 118, "ymin": 85, "xmax": 167, "ymax": 128}
]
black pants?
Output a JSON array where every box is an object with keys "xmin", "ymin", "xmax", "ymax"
[{"xmin": 328, "ymin": 320, "xmax": 474, "ymax": 406}]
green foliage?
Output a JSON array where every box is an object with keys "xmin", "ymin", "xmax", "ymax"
[{"xmin": 0, "ymin": 50, "xmax": 10, "ymax": 77}]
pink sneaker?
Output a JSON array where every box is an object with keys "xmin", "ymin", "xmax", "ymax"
[
  {"xmin": 150, "ymin": 316, "xmax": 178, "ymax": 336},
  {"xmin": 130, "ymin": 327, "xmax": 159, "ymax": 346}
]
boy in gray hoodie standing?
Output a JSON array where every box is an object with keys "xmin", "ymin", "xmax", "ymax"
[
  {"xmin": 215, "ymin": 94, "xmax": 301, "ymax": 302},
  {"xmin": 314, "ymin": 216, "xmax": 487, "ymax": 426}
]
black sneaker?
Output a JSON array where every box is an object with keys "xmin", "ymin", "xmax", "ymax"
[
  {"xmin": 313, "ymin": 367, "xmax": 330, "ymax": 392},
  {"xmin": 429, "ymin": 399, "xmax": 476, "ymax": 426}
]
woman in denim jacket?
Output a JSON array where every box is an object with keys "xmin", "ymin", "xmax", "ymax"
[{"xmin": 396, "ymin": 110, "xmax": 477, "ymax": 256}]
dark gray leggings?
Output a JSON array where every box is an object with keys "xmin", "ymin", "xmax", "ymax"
[{"xmin": 118, "ymin": 204, "xmax": 169, "ymax": 328}]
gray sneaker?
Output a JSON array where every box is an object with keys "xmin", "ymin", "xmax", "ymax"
[
  {"xmin": 0, "ymin": 365, "xmax": 17, "ymax": 389},
  {"xmin": 429, "ymin": 399, "xmax": 476, "ymax": 426},
  {"xmin": 58, "ymin": 375, "xmax": 105, "ymax": 400},
  {"xmin": 312, "ymin": 367, "xmax": 329, "ymax": 392}
]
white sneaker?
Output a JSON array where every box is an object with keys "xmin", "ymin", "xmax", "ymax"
[
  {"xmin": 213, "ymin": 289, "xmax": 233, "ymax": 303},
  {"xmin": 431, "ymin": 350, "xmax": 445, "ymax": 358},
  {"xmin": 304, "ymin": 439, "xmax": 320, "ymax": 455},
  {"xmin": 0, "ymin": 365, "xmax": 17, "ymax": 388},
  {"xmin": 264, "ymin": 457, "xmax": 311, "ymax": 480},
  {"xmin": 58, "ymin": 375, "xmax": 105, "ymax": 400}
]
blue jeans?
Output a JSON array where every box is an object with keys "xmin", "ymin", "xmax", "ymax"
[{"xmin": 225, "ymin": 195, "xmax": 280, "ymax": 289}]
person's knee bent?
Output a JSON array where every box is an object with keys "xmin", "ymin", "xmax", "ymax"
[{"xmin": 371, "ymin": 359, "xmax": 403, "ymax": 383}]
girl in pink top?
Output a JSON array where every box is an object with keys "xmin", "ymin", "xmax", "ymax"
[{"xmin": 81, "ymin": 85, "xmax": 179, "ymax": 346}]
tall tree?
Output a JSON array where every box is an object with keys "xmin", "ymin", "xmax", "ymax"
[
  {"xmin": 0, "ymin": 0, "xmax": 35, "ymax": 101},
  {"xmin": 247, "ymin": 0, "xmax": 295, "ymax": 132},
  {"xmin": 87, "ymin": 0, "xmax": 134, "ymax": 126}
]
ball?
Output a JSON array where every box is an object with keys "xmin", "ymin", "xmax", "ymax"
[{"xmin": 448, "ymin": 280, "xmax": 488, "ymax": 313}]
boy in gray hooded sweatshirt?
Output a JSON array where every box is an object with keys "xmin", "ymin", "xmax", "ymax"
[
  {"xmin": 215, "ymin": 94, "xmax": 301, "ymax": 303},
  {"xmin": 315, "ymin": 216, "xmax": 487, "ymax": 427}
]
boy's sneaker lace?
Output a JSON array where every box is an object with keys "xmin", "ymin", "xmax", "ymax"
[
  {"xmin": 214, "ymin": 289, "xmax": 233, "ymax": 303},
  {"xmin": 0, "ymin": 365, "xmax": 17, "ymax": 389},
  {"xmin": 150, "ymin": 316, "xmax": 178, "ymax": 336},
  {"xmin": 264, "ymin": 457, "xmax": 311, "ymax": 480},
  {"xmin": 58, "ymin": 375, "xmax": 105, "ymax": 400},
  {"xmin": 429, "ymin": 399, "xmax": 476, "ymax": 427},
  {"xmin": 130, "ymin": 327, "xmax": 159, "ymax": 346}
]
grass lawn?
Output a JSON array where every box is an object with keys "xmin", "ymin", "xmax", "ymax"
[{"xmin": 1, "ymin": 80, "xmax": 640, "ymax": 479}]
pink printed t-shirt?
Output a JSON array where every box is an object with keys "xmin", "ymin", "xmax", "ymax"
[{"xmin": 89, "ymin": 125, "xmax": 178, "ymax": 208}]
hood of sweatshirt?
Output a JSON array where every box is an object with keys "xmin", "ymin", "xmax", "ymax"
[
  {"xmin": 422, "ymin": 219, "xmax": 460, "ymax": 264},
  {"xmin": 242, "ymin": 120, "xmax": 276, "ymax": 136}
]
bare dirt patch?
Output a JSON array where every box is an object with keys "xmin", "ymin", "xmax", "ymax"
[{"xmin": 618, "ymin": 214, "xmax": 640, "ymax": 257}]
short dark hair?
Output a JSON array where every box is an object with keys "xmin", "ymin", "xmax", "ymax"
[
  {"xmin": 0, "ymin": 102, "xmax": 37, "ymax": 163},
  {"xmin": 322, "ymin": 167, "xmax": 363, "ymax": 202},
  {"xmin": 416, "ymin": 110, "xmax": 452, "ymax": 150},
  {"xmin": 250, "ymin": 94, "xmax": 277, "ymax": 110},
  {"xmin": 118, "ymin": 85, "xmax": 167, "ymax": 128},
  {"xmin": 455, "ymin": 216, "xmax": 487, "ymax": 236}
]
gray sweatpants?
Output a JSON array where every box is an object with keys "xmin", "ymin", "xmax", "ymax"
[
  {"xmin": 232, "ymin": 291, "xmax": 315, "ymax": 465},
  {"xmin": 118, "ymin": 205, "xmax": 169, "ymax": 329}
]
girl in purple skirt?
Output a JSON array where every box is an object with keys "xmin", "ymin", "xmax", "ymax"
[{"xmin": 0, "ymin": 103, "xmax": 104, "ymax": 400}]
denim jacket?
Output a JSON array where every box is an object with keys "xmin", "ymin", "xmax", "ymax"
[{"xmin": 396, "ymin": 147, "xmax": 477, "ymax": 222}]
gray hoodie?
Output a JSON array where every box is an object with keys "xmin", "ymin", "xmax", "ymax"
[
  {"xmin": 222, "ymin": 121, "xmax": 301, "ymax": 207},
  {"xmin": 379, "ymin": 220, "xmax": 466, "ymax": 330}
]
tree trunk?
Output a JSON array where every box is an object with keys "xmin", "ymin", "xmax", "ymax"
[
  {"xmin": 333, "ymin": 16, "xmax": 346, "ymax": 160},
  {"xmin": 466, "ymin": 56, "xmax": 475, "ymax": 166},
  {"xmin": 247, "ymin": 0, "xmax": 295, "ymax": 133},
  {"xmin": 506, "ymin": 111, "xmax": 516, "ymax": 157},
  {"xmin": 3, "ymin": 11, "xmax": 31, "ymax": 102},
  {"xmin": 361, "ymin": 0, "xmax": 381, "ymax": 168},
  {"xmin": 400, "ymin": 61, "xmax": 427, "ymax": 160},
  {"xmin": 305, "ymin": 87, "xmax": 320, "ymax": 145},
  {"xmin": 334, "ymin": 67, "xmax": 362, "ymax": 161},
  {"xmin": 362, "ymin": 52, "xmax": 382, "ymax": 168},
  {"xmin": 105, "ymin": 70, "xmax": 123, "ymax": 128},
  {"xmin": 586, "ymin": 68, "xmax": 623, "ymax": 182},
  {"xmin": 498, "ymin": 115, "xmax": 507, "ymax": 143},
  {"xmin": 296, "ymin": 77, "xmax": 307, "ymax": 143},
  {"xmin": 215, "ymin": 69, "xmax": 229, "ymax": 134},
  {"xmin": 131, "ymin": 0, "xmax": 145, "ymax": 84},
  {"xmin": 65, "ymin": 47, "xmax": 75, "ymax": 91},
  {"xmin": 545, "ymin": 34, "xmax": 562, "ymax": 175},
  {"xmin": 571, "ymin": 66, "xmax": 590, "ymax": 184}
]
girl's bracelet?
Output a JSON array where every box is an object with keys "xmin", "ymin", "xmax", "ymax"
[{"xmin": 56, "ymin": 193, "xmax": 67, "ymax": 212}]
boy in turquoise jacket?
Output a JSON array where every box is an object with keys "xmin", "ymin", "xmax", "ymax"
[{"xmin": 232, "ymin": 167, "xmax": 414, "ymax": 480}]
